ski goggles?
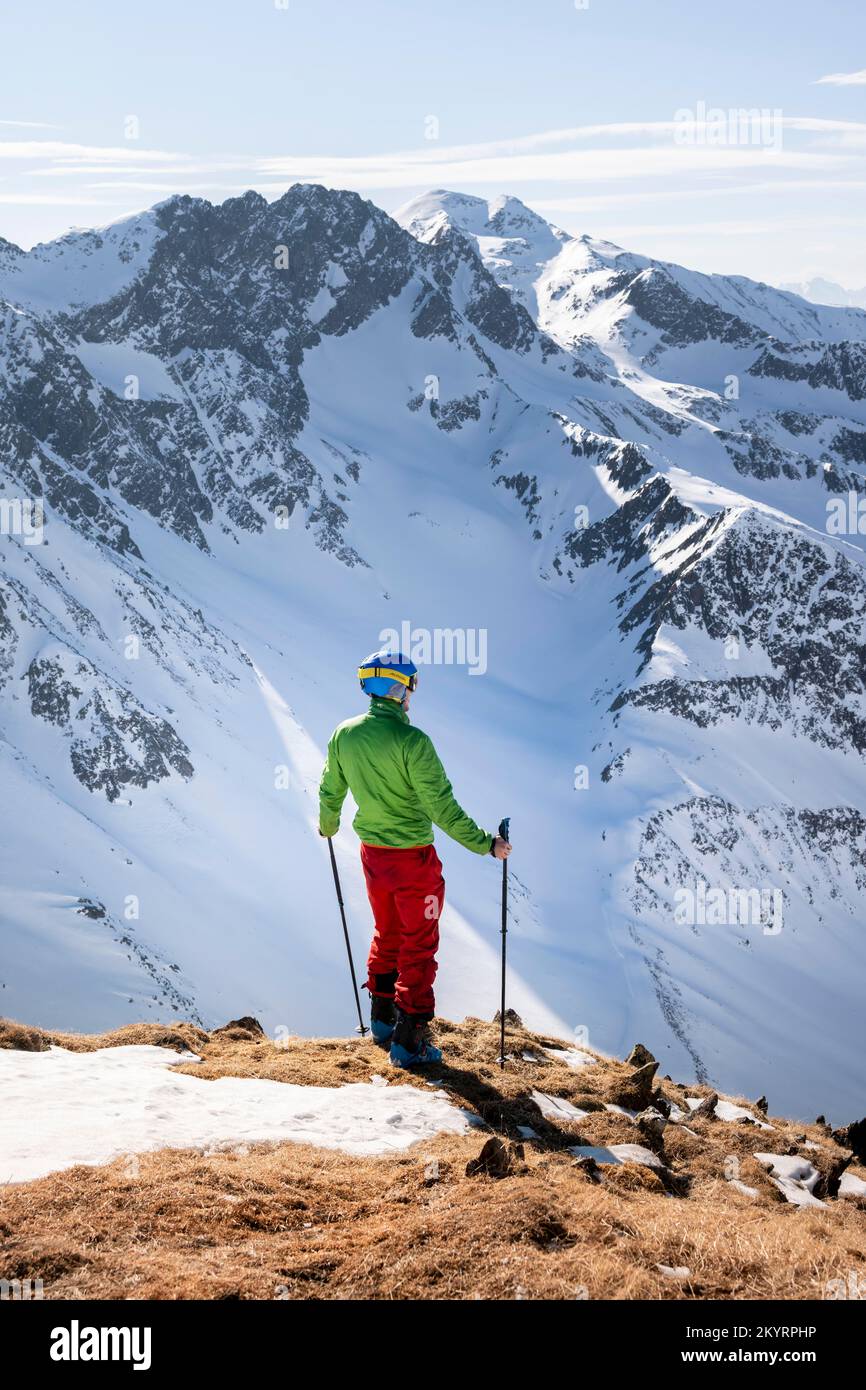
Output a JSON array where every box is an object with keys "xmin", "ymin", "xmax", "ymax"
[{"xmin": 358, "ymin": 665, "xmax": 418, "ymax": 691}]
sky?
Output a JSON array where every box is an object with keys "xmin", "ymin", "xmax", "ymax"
[{"xmin": 1, "ymin": 0, "xmax": 865, "ymax": 287}]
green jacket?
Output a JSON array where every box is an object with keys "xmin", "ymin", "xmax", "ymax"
[{"xmin": 319, "ymin": 697, "xmax": 494, "ymax": 854}]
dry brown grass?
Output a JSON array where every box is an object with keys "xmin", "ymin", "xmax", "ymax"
[
  {"xmin": 1, "ymin": 1012, "xmax": 864, "ymax": 1300},
  {"xmin": 0, "ymin": 1016, "xmax": 209, "ymax": 1054}
]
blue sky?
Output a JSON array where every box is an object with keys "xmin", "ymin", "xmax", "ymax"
[{"xmin": 2, "ymin": 0, "xmax": 865, "ymax": 285}]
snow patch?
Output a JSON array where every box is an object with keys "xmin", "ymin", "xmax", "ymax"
[
  {"xmin": 753, "ymin": 1152, "xmax": 827, "ymax": 1208},
  {"xmin": 75, "ymin": 340, "xmax": 181, "ymax": 401},
  {"xmin": 0, "ymin": 1044, "xmax": 471, "ymax": 1183},
  {"xmin": 570, "ymin": 1143, "xmax": 665, "ymax": 1169},
  {"xmin": 544, "ymin": 1046, "xmax": 597, "ymax": 1069},
  {"xmin": 530, "ymin": 1090, "xmax": 589, "ymax": 1122},
  {"xmin": 686, "ymin": 1096, "xmax": 774, "ymax": 1129}
]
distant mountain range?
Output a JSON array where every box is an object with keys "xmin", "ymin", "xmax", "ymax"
[{"xmin": 779, "ymin": 276, "xmax": 866, "ymax": 311}]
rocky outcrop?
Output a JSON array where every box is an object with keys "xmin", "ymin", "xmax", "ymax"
[{"xmin": 27, "ymin": 647, "xmax": 193, "ymax": 800}]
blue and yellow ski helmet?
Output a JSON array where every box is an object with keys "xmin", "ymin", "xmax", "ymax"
[{"xmin": 358, "ymin": 650, "xmax": 419, "ymax": 698}]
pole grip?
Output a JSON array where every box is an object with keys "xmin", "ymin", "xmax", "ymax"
[{"xmin": 498, "ymin": 816, "xmax": 510, "ymax": 843}]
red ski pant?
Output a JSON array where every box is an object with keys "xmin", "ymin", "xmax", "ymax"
[{"xmin": 361, "ymin": 843, "xmax": 445, "ymax": 1019}]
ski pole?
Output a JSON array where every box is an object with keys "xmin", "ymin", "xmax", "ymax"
[
  {"xmin": 326, "ymin": 836, "xmax": 368, "ymax": 1036},
  {"xmin": 498, "ymin": 816, "xmax": 510, "ymax": 1068}
]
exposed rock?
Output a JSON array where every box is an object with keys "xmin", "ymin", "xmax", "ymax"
[
  {"xmin": 212, "ymin": 1016, "xmax": 266, "ymax": 1040},
  {"xmin": 690, "ymin": 1092, "xmax": 719, "ymax": 1121},
  {"xmin": 832, "ymin": 1118, "xmax": 866, "ymax": 1164},
  {"xmin": 611, "ymin": 1058, "xmax": 659, "ymax": 1111},
  {"xmin": 492, "ymin": 1008, "xmax": 523, "ymax": 1027},
  {"xmin": 750, "ymin": 340, "xmax": 866, "ymax": 401},
  {"xmin": 76, "ymin": 899, "xmax": 106, "ymax": 920},
  {"xmin": 27, "ymin": 646, "xmax": 194, "ymax": 801},
  {"xmin": 465, "ymin": 1136, "xmax": 525, "ymax": 1179},
  {"xmin": 635, "ymin": 1107, "xmax": 668, "ymax": 1138},
  {"xmin": 571, "ymin": 1154, "xmax": 602, "ymax": 1182},
  {"xmin": 811, "ymin": 1148, "xmax": 854, "ymax": 1200},
  {"xmin": 625, "ymin": 1042, "xmax": 657, "ymax": 1069}
]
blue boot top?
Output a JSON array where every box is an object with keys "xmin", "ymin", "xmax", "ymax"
[
  {"xmin": 389, "ymin": 1038, "xmax": 443, "ymax": 1068},
  {"xmin": 370, "ymin": 1017, "xmax": 395, "ymax": 1046}
]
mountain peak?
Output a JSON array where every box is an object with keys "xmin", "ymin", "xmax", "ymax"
[
  {"xmin": 485, "ymin": 192, "xmax": 568, "ymax": 239},
  {"xmin": 779, "ymin": 275, "xmax": 866, "ymax": 310},
  {"xmin": 395, "ymin": 188, "xmax": 568, "ymax": 245},
  {"xmin": 395, "ymin": 189, "xmax": 572, "ymax": 320}
]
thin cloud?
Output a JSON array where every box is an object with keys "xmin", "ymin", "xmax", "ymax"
[
  {"xmin": 30, "ymin": 163, "xmax": 226, "ymax": 177},
  {"xmin": 83, "ymin": 179, "xmax": 255, "ymax": 193},
  {"xmin": 814, "ymin": 69, "xmax": 866, "ymax": 86},
  {"xmin": 10, "ymin": 115, "xmax": 866, "ymax": 179},
  {"xmin": 0, "ymin": 119, "xmax": 61, "ymax": 129},
  {"xmin": 251, "ymin": 147, "xmax": 854, "ymax": 190},
  {"xmin": 532, "ymin": 178, "xmax": 866, "ymax": 213},
  {"xmin": 0, "ymin": 140, "xmax": 191, "ymax": 164},
  {"xmin": 283, "ymin": 115, "xmax": 866, "ymax": 158},
  {"xmin": 0, "ymin": 193, "xmax": 120, "ymax": 205},
  {"xmin": 606, "ymin": 216, "xmax": 864, "ymax": 238},
  {"xmin": 810, "ymin": 131, "xmax": 866, "ymax": 149},
  {"xmin": 251, "ymin": 118, "xmax": 866, "ymax": 178},
  {"xmin": 14, "ymin": 141, "xmax": 856, "ymax": 193}
]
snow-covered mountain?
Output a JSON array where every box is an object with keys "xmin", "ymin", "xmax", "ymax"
[
  {"xmin": 1, "ymin": 186, "xmax": 864, "ymax": 1123},
  {"xmin": 780, "ymin": 277, "xmax": 866, "ymax": 312}
]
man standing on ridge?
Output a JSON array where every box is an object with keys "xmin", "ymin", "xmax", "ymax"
[{"xmin": 318, "ymin": 649, "xmax": 511, "ymax": 1068}]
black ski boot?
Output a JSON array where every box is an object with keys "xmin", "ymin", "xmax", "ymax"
[
  {"xmin": 389, "ymin": 1009, "xmax": 442, "ymax": 1068},
  {"xmin": 368, "ymin": 972, "xmax": 397, "ymax": 1046}
]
